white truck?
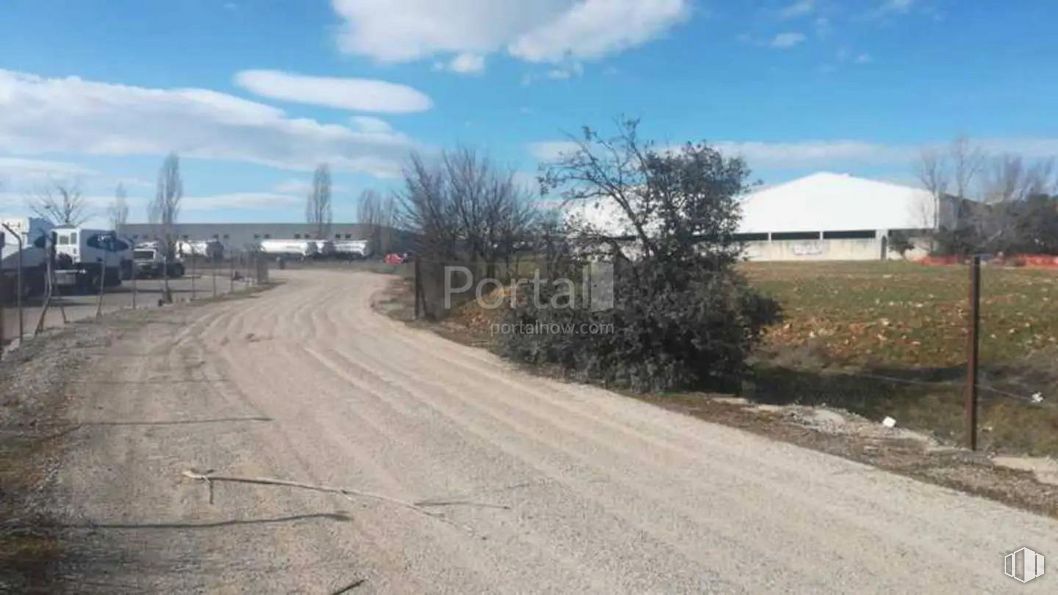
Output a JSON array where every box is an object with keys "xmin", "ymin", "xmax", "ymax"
[
  {"xmin": 259, "ymin": 239, "xmax": 319, "ymax": 259},
  {"xmin": 310, "ymin": 239, "xmax": 336, "ymax": 258},
  {"xmin": 133, "ymin": 242, "xmax": 185, "ymax": 279},
  {"xmin": 51, "ymin": 226, "xmax": 131, "ymax": 292},
  {"xmin": 0, "ymin": 217, "xmax": 52, "ymax": 299},
  {"xmin": 176, "ymin": 239, "xmax": 224, "ymax": 261},
  {"xmin": 335, "ymin": 239, "xmax": 371, "ymax": 260}
]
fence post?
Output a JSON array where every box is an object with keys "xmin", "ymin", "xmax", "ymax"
[
  {"xmin": 965, "ymin": 255, "xmax": 981, "ymax": 451},
  {"xmin": 191, "ymin": 254, "xmax": 197, "ymax": 300},
  {"xmin": 212, "ymin": 254, "xmax": 218, "ymax": 298},
  {"xmin": 95, "ymin": 254, "xmax": 106, "ymax": 317},
  {"xmin": 1, "ymin": 223, "xmax": 25, "ymax": 344},
  {"xmin": 0, "ymin": 267, "xmax": 5, "ymax": 361}
]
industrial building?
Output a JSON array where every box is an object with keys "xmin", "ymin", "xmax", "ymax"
[
  {"xmin": 120, "ymin": 223, "xmax": 411, "ymax": 253},
  {"xmin": 736, "ymin": 172, "xmax": 950, "ymax": 261},
  {"xmin": 565, "ymin": 171, "xmax": 951, "ymax": 262}
]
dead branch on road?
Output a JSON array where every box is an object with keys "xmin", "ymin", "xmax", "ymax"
[{"xmin": 181, "ymin": 470, "xmax": 508, "ymax": 528}]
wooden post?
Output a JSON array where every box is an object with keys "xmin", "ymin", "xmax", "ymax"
[{"xmin": 965, "ymin": 255, "xmax": 981, "ymax": 451}]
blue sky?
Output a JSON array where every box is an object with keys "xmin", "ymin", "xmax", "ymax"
[{"xmin": 1, "ymin": 0, "xmax": 1056, "ymax": 226}]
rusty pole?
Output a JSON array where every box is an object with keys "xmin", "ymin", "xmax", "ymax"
[{"xmin": 965, "ymin": 255, "xmax": 981, "ymax": 451}]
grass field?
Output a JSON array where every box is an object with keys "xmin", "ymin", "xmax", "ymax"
[
  {"xmin": 742, "ymin": 261, "xmax": 1058, "ymax": 455},
  {"xmin": 743, "ymin": 261, "xmax": 1058, "ymax": 368}
]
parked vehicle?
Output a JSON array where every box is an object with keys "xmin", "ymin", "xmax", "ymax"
[
  {"xmin": 259, "ymin": 239, "xmax": 319, "ymax": 259},
  {"xmin": 51, "ymin": 226, "xmax": 130, "ymax": 292},
  {"xmin": 0, "ymin": 217, "xmax": 52, "ymax": 299},
  {"xmin": 176, "ymin": 239, "xmax": 225, "ymax": 261},
  {"xmin": 133, "ymin": 243, "xmax": 185, "ymax": 278},
  {"xmin": 384, "ymin": 252, "xmax": 414, "ymax": 265},
  {"xmin": 336, "ymin": 240, "xmax": 371, "ymax": 260},
  {"xmin": 310, "ymin": 239, "xmax": 336, "ymax": 258}
]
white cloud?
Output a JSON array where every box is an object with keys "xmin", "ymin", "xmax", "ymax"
[
  {"xmin": 331, "ymin": 0, "xmax": 689, "ymax": 66},
  {"xmin": 182, "ymin": 192, "xmax": 302, "ymax": 211},
  {"xmin": 530, "ymin": 137, "xmax": 1058, "ymax": 171},
  {"xmin": 878, "ymin": 0, "xmax": 914, "ymax": 14},
  {"xmin": 778, "ymin": 0, "xmax": 815, "ymax": 19},
  {"xmin": 770, "ymin": 32, "xmax": 807, "ymax": 49},
  {"xmin": 0, "ymin": 157, "xmax": 98, "ymax": 183},
  {"xmin": 349, "ymin": 115, "xmax": 394, "ymax": 134},
  {"xmin": 711, "ymin": 140, "xmax": 914, "ymax": 167},
  {"xmin": 446, "ymin": 53, "xmax": 487, "ymax": 75},
  {"xmin": 528, "ymin": 140, "xmax": 580, "ymax": 161},
  {"xmin": 233, "ymin": 70, "xmax": 432, "ymax": 113},
  {"xmin": 0, "ymin": 69, "xmax": 419, "ymax": 178}
]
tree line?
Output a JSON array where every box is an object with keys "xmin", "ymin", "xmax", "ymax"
[{"xmin": 915, "ymin": 137, "xmax": 1058, "ymax": 255}]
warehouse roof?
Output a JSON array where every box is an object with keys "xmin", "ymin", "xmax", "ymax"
[{"xmin": 738, "ymin": 172, "xmax": 936, "ymax": 234}]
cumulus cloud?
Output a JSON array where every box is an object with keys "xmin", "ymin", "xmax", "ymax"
[
  {"xmin": 233, "ymin": 70, "xmax": 432, "ymax": 113},
  {"xmin": 770, "ymin": 32, "xmax": 807, "ymax": 48},
  {"xmin": 0, "ymin": 69, "xmax": 419, "ymax": 178},
  {"xmin": 331, "ymin": 0, "xmax": 689, "ymax": 68}
]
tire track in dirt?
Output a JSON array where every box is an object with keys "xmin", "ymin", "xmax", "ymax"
[{"xmin": 52, "ymin": 269, "xmax": 1058, "ymax": 593}]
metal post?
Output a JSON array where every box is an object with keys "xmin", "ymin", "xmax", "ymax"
[
  {"xmin": 95, "ymin": 252, "xmax": 106, "ymax": 317},
  {"xmin": 212, "ymin": 254, "xmax": 218, "ymax": 298},
  {"xmin": 131, "ymin": 250, "xmax": 137, "ymax": 309},
  {"xmin": 229, "ymin": 255, "xmax": 235, "ymax": 293},
  {"xmin": 2, "ymin": 223, "xmax": 25, "ymax": 343},
  {"xmin": 965, "ymin": 255, "xmax": 981, "ymax": 451},
  {"xmin": 191, "ymin": 253, "xmax": 197, "ymax": 300},
  {"xmin": 0, "ymin": 264, "xmax": 5, "ymax": 360}
]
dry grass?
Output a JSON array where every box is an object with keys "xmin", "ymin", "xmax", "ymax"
[{"xmin": 743, "ymin": 261, "xmax": 1058, "ymax": 455}]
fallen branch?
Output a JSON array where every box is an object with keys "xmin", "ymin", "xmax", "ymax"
[{"xmin": 182, "ymin": 469, "xmax": 443, "ymax": 518}]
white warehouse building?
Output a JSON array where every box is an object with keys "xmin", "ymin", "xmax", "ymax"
[{"xmin": 736, "ymin": 172, "xmax": 946, "ymax": 261}]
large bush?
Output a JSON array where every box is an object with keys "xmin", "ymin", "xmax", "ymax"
[
  {"xmin": 498, "ymin": 119, "xmax": 780, "ymax": 392},
  {"xmin": 499, "ymin": 258, "xmax": 778, "ymax": 392}
]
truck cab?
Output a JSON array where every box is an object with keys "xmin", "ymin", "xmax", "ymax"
[{"xmin": 133, "ymin": 243, "xmax": 185, "ymax": 279}]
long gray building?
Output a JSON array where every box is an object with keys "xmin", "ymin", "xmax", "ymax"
[{"xmin": 121, "ymin": 223, "xmax": 412, "ymax": 252}]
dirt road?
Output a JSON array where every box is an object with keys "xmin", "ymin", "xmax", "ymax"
[{"xmin": 52, "ymin": 270, "xmax": 1058, "ymax": 592}]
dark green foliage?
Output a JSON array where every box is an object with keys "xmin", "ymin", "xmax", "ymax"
[
  {"xmin": 499, "ymin": 118, "xmax": 780, "ymax": 392},
  {"xmin": 499, "ymin": 258, "xmax": 779, "ymax": 391}
]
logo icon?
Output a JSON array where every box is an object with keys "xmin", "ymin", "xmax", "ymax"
[{"xmin": 1005, "ymin": 547, "xmax": 1045, "ymax": 583}]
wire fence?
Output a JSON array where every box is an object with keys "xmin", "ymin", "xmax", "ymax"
[{"xmin": 0, "ymin": 252, "xmax": 270, "ymax": 358}]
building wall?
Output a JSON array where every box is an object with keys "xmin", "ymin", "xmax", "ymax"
[
  {"xmin": 121, "ymin": 223, "xmax": 413, "ymax": 253},
  {"xmin": 742, "ymin": 237, "xmax": 886, "ymax": 261},
  {"xmin": 741, "ymin": 232, "xmax": 933, "ymax": 262}
]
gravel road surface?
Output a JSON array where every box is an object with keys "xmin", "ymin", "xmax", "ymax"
[{"xmin": 52, "ymin": 270, "xmax": 1058, "ymax": 592}]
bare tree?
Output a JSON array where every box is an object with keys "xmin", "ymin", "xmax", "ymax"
[
  {"xmin": 914, "ymin": 148, "xmax": 949, "ymax": 229},
  {"xmin": 396, "ymin": 148, "xmax": 536, "ymax": 266},
  {"xmin": 949, "ymin": 135, "xmax": 986, "ymax": 200},
  {"xmin": 983, "ymin": 154, "xmax": 1055, "ymax": 203},
  {"xmin": 108, "ymin": 183, "xmax": 130, "ymax": 231},
  {"xmin": 150, "ymin": 152, "xmax": 183, "ymax": 301},
  {"xmin": 27, "ymin": 180, "xmax": 89, "ymax": 226},
  {"xmin": 357, "ymin": 189, "xmax": 396, "ymax": 256},
  {"xmin": 306, "ymin": 163, "xmax": 332, "ymax": 239}
]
